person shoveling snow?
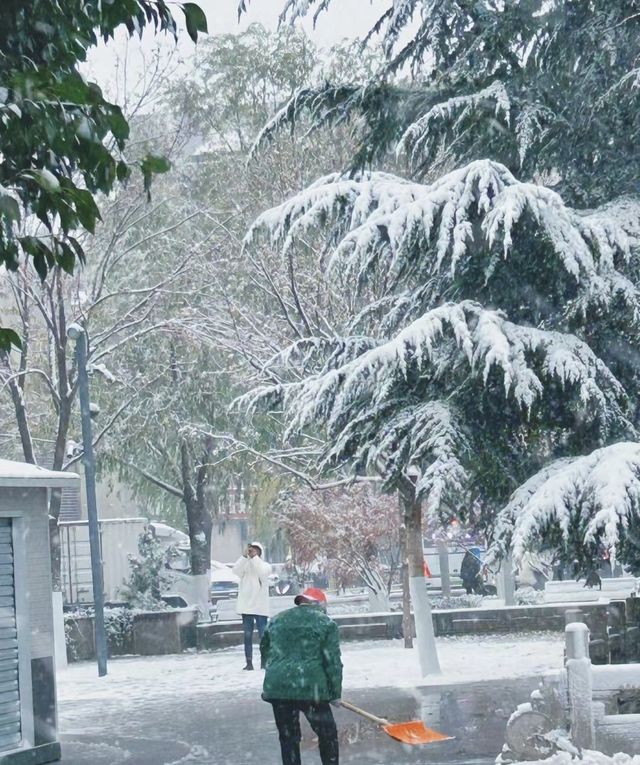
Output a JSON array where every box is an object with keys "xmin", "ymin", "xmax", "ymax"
[{"xmin": 260, "ymin": 587, "xmax": 342, "ymax": 765}]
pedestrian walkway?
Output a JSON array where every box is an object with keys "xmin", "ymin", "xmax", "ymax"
[{"xmin": 57, "ymin": 634, "xmax": 563, "ymax": 764}]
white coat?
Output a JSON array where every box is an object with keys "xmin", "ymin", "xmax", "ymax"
[{"xmin": 232, "ymin": 554, "xmax": 272, "ymax": 616}]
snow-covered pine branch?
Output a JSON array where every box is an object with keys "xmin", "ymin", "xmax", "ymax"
[
  {"xmin": 287, "ymin": 301, "xmax": 626, "ymax": 427},
  {"xmin": 398, "ymin": 82, "xmax": 511, "ymax": 170},
  {"xmin": 261, "ymin": 334, "xmax": 378, "ymax": 378},
  {"xmin": 246, "ymin": 160, "xmax": 639, "ymax": 327},
  {"xmin": 489, "ymin": 442, "xmax": 640, "ymax": 566},
  {"xmin": 340, "ymin": 400, "xmax": 470, "ymax": 512},
  {"xmin": 240, "ymin": 300, "xmax": 630, "ymax": 504},
  {"xmin": 515, "ymin": 103, "xmax": 556, "ymax": 166}
]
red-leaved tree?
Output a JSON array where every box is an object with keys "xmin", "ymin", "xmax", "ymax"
[{"xmin": 277, "ymin": 485, "xmax": 400, "ymax": 611}]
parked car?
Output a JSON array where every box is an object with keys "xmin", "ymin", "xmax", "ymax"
[
  {"xmin": 209, "ymin": 560, "xmax": 239, "ymax": 603},
  {"xmin": 210, "ymin": 580, "xmax": 239, "ymax": 602}
]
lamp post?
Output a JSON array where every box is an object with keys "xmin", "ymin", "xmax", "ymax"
[{"xmin": 67, "ymin": 323, "xmax": 108, "ymax": 677}]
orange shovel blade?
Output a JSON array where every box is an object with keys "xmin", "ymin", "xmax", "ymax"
[{"xmin": 382, "ymin": 721, "xmax": 454, "ymax": 745}]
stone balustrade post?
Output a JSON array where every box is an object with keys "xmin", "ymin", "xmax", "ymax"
[{"xmin": 565, "ymin": 622, "xmax": 595, "ymax": 749}]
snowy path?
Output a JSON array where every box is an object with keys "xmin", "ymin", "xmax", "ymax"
[
  {"xmin": 58, "ymin": 631, "xmax": 565, "ymax": 709},
  {"xmin": 56, "ymin": 632, "xmax": 565, "ymax": 765}
]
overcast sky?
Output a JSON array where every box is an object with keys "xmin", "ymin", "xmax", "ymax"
[
  {"xmin": 87, "ymin": 0, "xmax": 389, "ymax": 90},
  {"xmin": 200, "ymin": 0, "xmax": 387, "ymax": 44}
]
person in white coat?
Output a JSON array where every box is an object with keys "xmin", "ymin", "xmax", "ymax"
[{"xmin": 232, "ymin": 541, "xmax": 272, "ymax": 670}]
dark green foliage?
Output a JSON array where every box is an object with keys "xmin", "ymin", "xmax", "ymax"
[
  {"xmin": 0, "ymin": 0, "xmax": 205, "ymax": 348},
  {"xmin": 242, "ymin": 1, "xmax": 640, "ymax": 569},
  {"xmin": 254, "ymin": 2, "xmax": 640, "ymax": 207}
]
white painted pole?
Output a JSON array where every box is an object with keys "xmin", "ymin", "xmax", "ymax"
[
  {"xmin": 437, "ymin": 540, "xmax": 451, "ymax": 597},
  {"xmin": 409, "ymin": 575, "xmax": 441, "ymax": 675},
  {"xmin": 52, "ymin": 590, "xmax": 67, "ymax": 671},
  {"xmin": 498, "ymin": 554, "xmax": 516, "ymax": 606}
]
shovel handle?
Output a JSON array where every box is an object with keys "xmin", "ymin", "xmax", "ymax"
[{"xmin": 338, "ymin": 699, "xmax": 389, "ymax": 726}]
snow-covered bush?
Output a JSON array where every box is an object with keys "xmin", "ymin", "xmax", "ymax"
[
  {"xmin": 104, "ymin": 607, "xmax": 135, "ymax": 653},
  {"xmin": 430, "ymin": 594, "xmax": 484, "ymax": 610},
  {"xmin": 64, "ymin": 605, "xmax": 134, "ymax": 657},
  {"xmin": 120, "ymin": 530, "xmax": 167, "ymax": 611},
  {"xmin": 515, "ymin": 588, "xmax": 545, "ymax": 607},
  {"xmin": 276, "ymin": 485, "xmax": 400, "ymax": 611}
]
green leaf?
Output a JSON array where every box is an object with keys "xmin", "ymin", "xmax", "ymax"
[
  {"xmin": 0, "ymin": 328, "xmax": 22, "ymax": 353},
  {"xmin": 183, "ymin": 2, "xmax": 207, "ymax": 43},
  {"xmin": 56, "ymin": 240, "xmax": 76, "ymax": 275},
  {"xmin": 51, "ymin": 74, "xmax": 96, "ymax": 105},
  {"xmin": 71, "ymin": 188, "xmax": 101, "ymax": 233},
  {"xmin": 23, "ymin": 169, "xmax": 60, "ymax": 193},
  {"xmin": 20, "ymin": 235, "xmax": 54, "ymax": 279},
  {"xmin": 116, "ymin": 160, "xmax": 131, "ymax": 181},
  {"xmin": 140, "ymin": 154, "xmax": 171, "ymax": 175},
  {"xmin": 32, "ymin": 250, "xmax": 48, "ymax": 281},
  {"xmin": 140, "ymin": 153, "xmax": 171, "ymax": 200},
  {"xmin": 108, "ymin": 105, "xmax": 129, "ymax": 142},
  {"xmin": 67, "ymin": 236, "xmax": 86, "ymax": 265},
  {"xmin": 0, "ymin": 193, "xmax": 20, "ymax": 222}
]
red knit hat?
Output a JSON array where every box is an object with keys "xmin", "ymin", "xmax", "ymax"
[{"xmin": 294, "ymin": 587, "xmax": 327, "ymax": 605}]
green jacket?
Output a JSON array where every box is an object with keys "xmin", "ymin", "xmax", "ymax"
[{"xmin": 260, "ymin": 604, "xmax": 343, "ymax": 702}]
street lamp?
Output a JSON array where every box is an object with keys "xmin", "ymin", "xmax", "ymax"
[{"xmin": 67, "ymin": 322, "xmax": 108, "ymax": 677}]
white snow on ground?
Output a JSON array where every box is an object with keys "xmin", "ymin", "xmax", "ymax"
[
  {"xmin": 528, "ymin": 752, "xmax": 640, "ymax": 765},
  {"xmin": 57, "ymin": 632, "xmax": 564, "ymax": 713}
]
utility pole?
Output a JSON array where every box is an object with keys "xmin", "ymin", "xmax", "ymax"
[{"xmin": 67, "ymin": 323, "xmax": 107, "ymax": 677}]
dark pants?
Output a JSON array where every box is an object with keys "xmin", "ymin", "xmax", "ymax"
[
  {"xmin": 270, "ymin": 700, "xmax": 339, "ymax": 765},
  {"xmin": 242, "ymin": 613, "xmax": 268, "ymax": 663}
]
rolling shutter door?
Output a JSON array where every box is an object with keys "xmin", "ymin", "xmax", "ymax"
[{"xmin": 0, "ymin": 520, "xmax": 21, "ymax": 751}]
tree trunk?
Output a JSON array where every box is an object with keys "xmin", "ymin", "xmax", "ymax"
[
  {"xmin": 48, "ymin": 397, "xmax": 72, "ymax": 588},
  {"xmin": 399, "ymin": 480, "xmax": 440, "ymax": 676},
  {"xmin": 0, "ymin": 352, "xmax": 36, "ymax": 464},
  {"xmin": 185, "ymin": 493, "xmax": 212, "ymax": 576},
  {"xmin": 180, "ymin": 440, "xmax": 213, "ymax": 619},
  {"xmin": 398, "ymin": 513, "xmax": 413, "ymax": 648}
]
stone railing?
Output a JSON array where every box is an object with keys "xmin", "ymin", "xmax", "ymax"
[
  {"xmin": 555, "ymin": 620, "xmax": 640, "ymax": 753},
  {"xmin": 65, "ymin": 598, "xmax": 640, "ymax": 665},
  {"xmin": 501, "ymin": 604, "xmax": 640, "ymax": 760}
]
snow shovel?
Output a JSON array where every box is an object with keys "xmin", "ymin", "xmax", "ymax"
[{"xmin": 338, "ymin": 700, "xmax": 454, "ymax": 745}]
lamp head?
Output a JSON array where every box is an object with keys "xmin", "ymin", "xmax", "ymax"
[{"xmin": 66, "ymin": 323, "xmax": 84, "ymax": 340}]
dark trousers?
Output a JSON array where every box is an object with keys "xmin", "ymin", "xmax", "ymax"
[
  {"xmin": 242, "ymin": 613, "xmax": 268, "ymax": 663},
  {"xmin": 270, "ymin": 700, "xmax": 339, "ymax": 765}
]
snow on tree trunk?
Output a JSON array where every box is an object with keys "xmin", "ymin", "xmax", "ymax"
[
  {"xmin": 367, "ymin": 588, "xmax": 390, "ymax": 612},
  {"xmin": 364, "ymin": 566, "xmax": 390, "ymax": 612},
  {"xmin": 189, "ymin": 573, "xmax": 211, "ymax": 619},
  {"xmin": 184, "ymin": 509, "xmax": 212, "ymax": 619},
  {"xmin": 400, "ymin": 482, "xmax": 440, "ymax": 676}
]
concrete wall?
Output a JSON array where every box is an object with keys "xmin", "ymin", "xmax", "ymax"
[
  {"xmin": 64, "ymin": 599, "xmax": 640, "ymax": 667},
  {"xmin": 65, "ymin": 609, "xmax": 198, "ymax": 661}
]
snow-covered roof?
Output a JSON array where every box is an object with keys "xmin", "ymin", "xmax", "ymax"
[{"xmin": 0, "ymin": 459, "xmax": 80, "ymax": 489}]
